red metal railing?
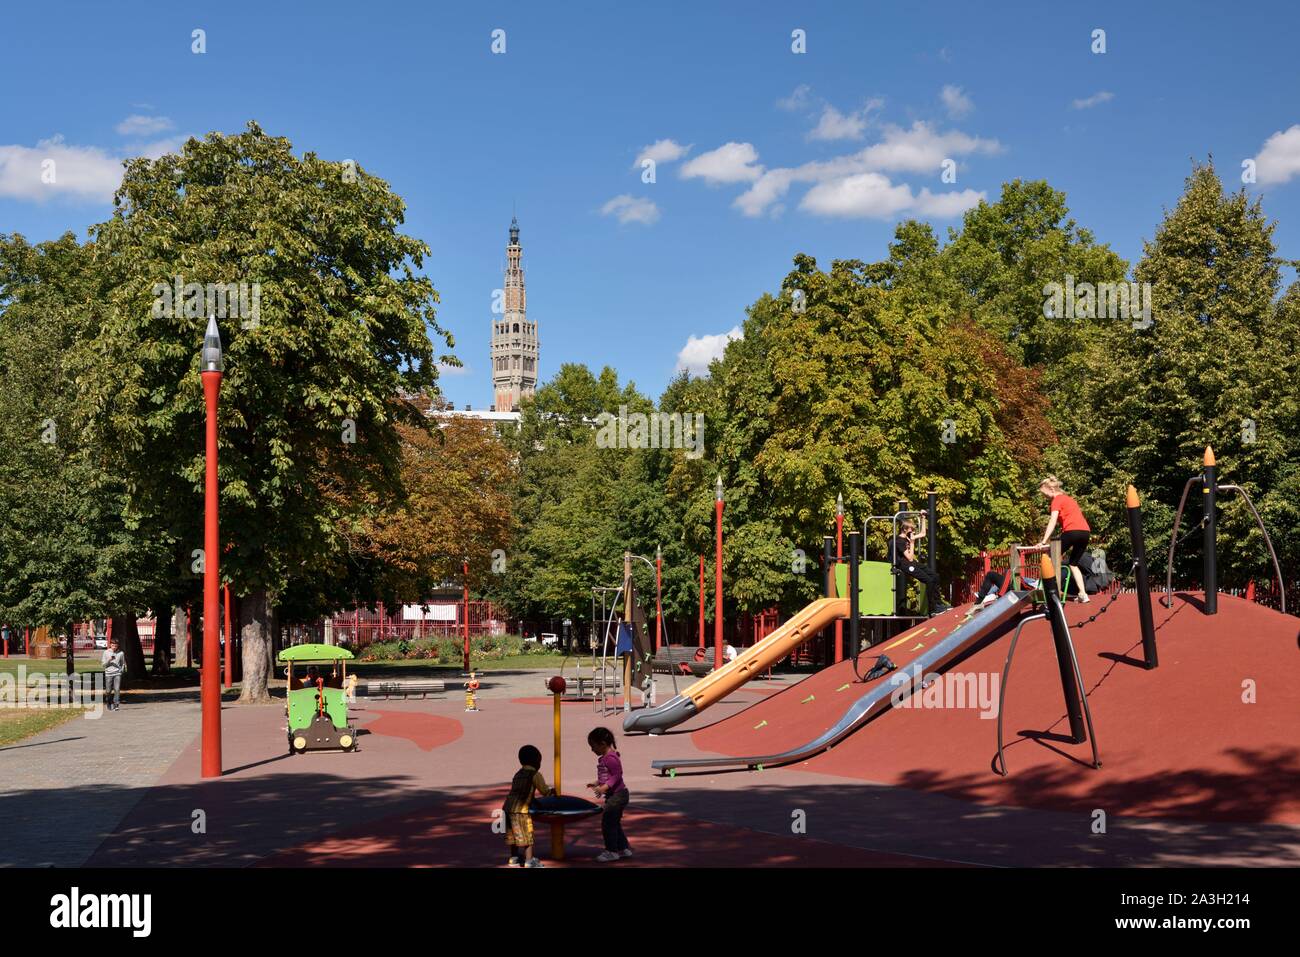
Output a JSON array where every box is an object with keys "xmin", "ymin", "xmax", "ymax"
[{"xmin": 327, "ymin": 601, "xmax": 504, "ymax": 651}]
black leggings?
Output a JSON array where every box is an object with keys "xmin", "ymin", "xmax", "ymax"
[
  {"xmin": 897, "ymin": 562, "xmax": 942, "ymax": 610},
  {"xmin": 973, "ymin": 571, "xmax": 1006, "ymax": 603},
  {"xmin": 1060, "ymin": 530, "xmax": 1090, "ymax": 568}
]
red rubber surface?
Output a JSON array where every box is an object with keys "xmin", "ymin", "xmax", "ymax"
[
  {"xmin": 364, "ymin": 710, "xmax": 463, "ymax": 752},
  {"xmin": 692, "ymin": 594, "xmax": 1300, "ymax": 824}
]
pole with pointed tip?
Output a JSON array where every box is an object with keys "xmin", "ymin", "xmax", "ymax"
[
  {"xmin": 1126, "ymin": 486, "xmax": 1158, "ymax": 668},
  {"xmin": 200, "ymin": 316, "xmax": 224, "ymax": 778},
  {"xmin": 834, "ymin": 493, "xmax": 844, "ymax": 664},
  {"xmin": 714, "ymin": 476, "xmax": 724, "ymax": 672},
  {"xmin": 1041, "ymin": 555, "xmax": 1086, "ymax": 743},
  {"xmin": 655, "ymin": 545, "xmax": 662, "ymax": 653},
  {"xmin": 1202, "ymin": 446, "xmax": 1217, "ymax": 615}
]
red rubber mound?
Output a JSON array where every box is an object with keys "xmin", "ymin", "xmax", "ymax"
[
  {"xmin": 692, "ymin": 603, "xmax": 995, "ymax": 757},
  {"xmin": 692, "ymin": 594, "xmax": 1300, "ymax": 825},
  {"xmin": 364, "ymin": 710, "xmax": 463, "ymax": 752}
]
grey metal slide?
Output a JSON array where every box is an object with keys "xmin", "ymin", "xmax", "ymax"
[{"xmin": 651, "ymin": 590, "xmax": 1033, "ymax": 774}]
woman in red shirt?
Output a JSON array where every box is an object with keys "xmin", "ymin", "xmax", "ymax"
[{"xmin": 1038, "ymin": 476, "xmax": 1091, "ymax": 603}]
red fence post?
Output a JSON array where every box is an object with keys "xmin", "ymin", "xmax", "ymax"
[
  {"xmin": 462, "ymin": 560, "xmax": 470, "ymax": 673},
  {"xmin": 698, "ymin": 555, "xmax": 705, "ymax": 649}
]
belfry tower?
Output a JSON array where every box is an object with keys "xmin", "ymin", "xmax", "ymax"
[{"xmin": 491, "ymin": 216, "xmax": 538, "ymax": 412}]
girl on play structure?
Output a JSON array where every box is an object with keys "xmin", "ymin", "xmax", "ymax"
[
  {"xmin": 1037, "ymin": 475, "xmax": 1091, "ymax": 603},
  {"xmin": 586, "ymin": 727, "xmax": 632, "ymax": 862}
]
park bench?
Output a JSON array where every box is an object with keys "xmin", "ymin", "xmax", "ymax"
[
  {"xmin": 355, "ymin": 679, "xmax": 446, "ymax": 700},
  {"xmin": 651, "ymin": 646, "xmax": 712, "ymax": 676}
]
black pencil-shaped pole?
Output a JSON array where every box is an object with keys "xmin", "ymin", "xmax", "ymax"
[
  {"xmin": 1041, "ymin": 554, "xmax": 1087, "ymax": 743},
  {"xmin": 1126, "ymin": 485, "xmax": 1158, "ymax": 669},
  {"xmin": 1202, "ymin": 446, "xmax": 1218, "ymax": 615},
  {"xmin": 926, "ymin": 490, "xmax": 937, "ymax": 579},
  {"xmin": 848, "ymin": 531, "xmax": 861, "ymax": 660}
]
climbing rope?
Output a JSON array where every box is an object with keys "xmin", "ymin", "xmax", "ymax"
[{"xmin": 1069, "ymin": 559, "xmax": 1139, "ymax": 630}]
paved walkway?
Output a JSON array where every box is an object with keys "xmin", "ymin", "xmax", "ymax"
[{"xmin": 0, "ymin": 690, "xmax": 206, "ymax": 867}]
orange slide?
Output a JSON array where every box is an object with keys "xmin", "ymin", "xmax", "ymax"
[{"xmin": 622, "ymin": 596, "xmax": 850, "ymax": 733}]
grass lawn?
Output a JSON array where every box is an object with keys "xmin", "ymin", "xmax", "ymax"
[
  {"xmin": 0, "ymin": 657, "xmax": 103, "ymax": 678},
  {"xmin": 0, "ymin": 708, "xmax": 84, "ymax": 747}
]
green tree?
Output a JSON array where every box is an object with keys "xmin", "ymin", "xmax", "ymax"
[
  {"xmin": 1058, "ymin": 162, "xmax": 1300, "ymax": 585},
  {"xmin": 74, "ymin": 124, "xmax": 453, "ymax": 701},
  {"xmin": 0, "ymin": 233, "xmax": 172, "ymax": 677},
  {"xmin": 939, "ymin": 180, "xmax": 1129, "ymax": 410}
]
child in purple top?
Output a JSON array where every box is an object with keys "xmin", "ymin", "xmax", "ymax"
[{"xmin": 586, "ymin": 727, "xmax": 631, "ymax": 862}]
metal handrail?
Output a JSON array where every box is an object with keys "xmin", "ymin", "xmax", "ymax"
[
  {"xmin": 1217, "ymin": 485, "xmax": 1287, "ymax": 615},
  {"xmin": 1163, "ymin": 476, "xmax": 1202, "ymax": 607}
]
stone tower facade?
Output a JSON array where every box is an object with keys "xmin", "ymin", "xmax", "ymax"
[{"xmin": 491, "ymin": 216, "xmax": 538, "ymax": 411}]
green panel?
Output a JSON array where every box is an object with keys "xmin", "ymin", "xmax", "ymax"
[
  {"xmin": 321, "ymin": 687, "xmax": 348, "ymax": 728},
  {"xmin": 287, "ymin": 687, "xmax": 317, "ymax": 731},
  {"xmin": 834, "ymin": 561, "xmax": 896, "ymax": 615},
  {"xmin": 278, "ymin": 643, "xmax": 354, "ymax": 662},
  {"xmin": 287, "ymin": 686, "xmax": 349, "ymax": 731}
]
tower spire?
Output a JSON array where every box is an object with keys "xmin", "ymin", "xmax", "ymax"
[{"xmin": 491, "ymin": 212, "xmax": 537, "ymax": 412}]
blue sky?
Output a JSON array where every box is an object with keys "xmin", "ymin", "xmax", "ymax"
[{"xmin": 4, "ymin": 0, "xmax": 1300, "ymax": 409}]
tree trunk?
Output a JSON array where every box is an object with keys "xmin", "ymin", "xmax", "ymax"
[
  {"xmin": 173, "ymin": 606, "xmax": 191, "ymax": 669},
  {"xmin": 237, "ymin": 587, "xmax": 273, "ymax": 704},
  {"xmin": 114, "ymin": 615, "xmax": 148, "ymax": 681},
  {"xmin": 152, "ymin": 606, "xmax": 173, "ymax": 675},
  {"xmin": 187, "ymin": 605, "xmax": 200, "ymax": 669},
  {"xmin": 65, "ymin": 621, "xmax": 75, "ymax": 677}
]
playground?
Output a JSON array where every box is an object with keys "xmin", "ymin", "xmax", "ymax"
[
  {"xmin": 4, "ymin": 451, "xmax": 1299, "ymax": 870},
  {"xmin": 6, "ymin": 587, "xmax": 1296, "ymax": 868}
]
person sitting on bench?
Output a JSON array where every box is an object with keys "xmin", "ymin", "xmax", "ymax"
[{"xmin": 889, "ymin": 517, "xmax": 950, "ymax": 614}]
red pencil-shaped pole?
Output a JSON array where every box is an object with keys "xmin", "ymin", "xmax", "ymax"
[{"xmin": 200, "ymin": 316, "xmax": 224, "ymax": 779}]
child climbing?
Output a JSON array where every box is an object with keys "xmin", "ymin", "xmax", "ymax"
[
  {"xmin": 889, "ymin": 516, "xmax": 951, "ymax": 614},
  {"xmin": 1038, "ymin": 476, "xmax": 1091, "ymax": 603}
]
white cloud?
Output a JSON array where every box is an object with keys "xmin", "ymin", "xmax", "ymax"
[
  {"xmin": 0, "ymin": 132, "xmax": 197, "ymax": 204},
  {"xmin": 914, "ymin": 187, "xmax": 985, "ymax": 217},
  {"xmin": 1071, "ymin": 91, "xmax": 1114, "ymax": 110},
  {"xmin": 679, "ymin": 142, "xmax": 763, "ymax": 184},
  {"xmin": 116, "ymin": 114, "xmax": 175, "ymax": 137},
  {"xmin": 730, "ymin": 121, "xmax": 1000, "ymax": 218},
  {"xmin": 810, "ymin": 105, "xmax": 867, "ymax": 141},
  {"xmin": 1254, "ymin": 125, "xmax": 1300, "ymax": 186},
  {"xmin": 859, "ymin": 121, "xmax": 1001, "ymax": 173},
  {"xmin": 776, "ymin": 84, "xmax": 813, "ymax": 111},
  {"xmin": 633, "ymin": 138, "xmax": 691, "ymax": 169},
  {"xmin": 0, "ymin": 136, "xmax": 124, "ymax": 202},
  {"xmin": 799, "ymin": 174, "xmax": 983, "ymax": 220},
  {"xmin": 734, "ymin": 168, "xmax": 799, "ymax": 217},
  {"xmin": 800, "ymin": 173, "xmax": 914, "ymax": 218},
  {"xmin": 676, "ymin": 326, "xmax": 743, "ymax": 375},
  {"xmin": 600, "ymin": 194, "xmax": 661, "ymax": 225},
  {"xmin": 941, "ymin": 85, "xmax": 973, "ymax": 118}
]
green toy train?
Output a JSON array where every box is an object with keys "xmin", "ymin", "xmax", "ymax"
[{"xmin": 278, "ymin": 644, "xmax": 358, "ymax": 754}]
